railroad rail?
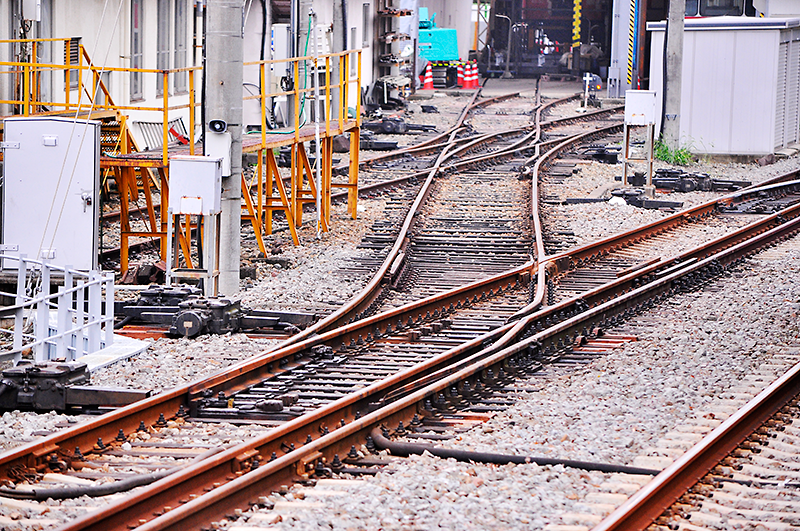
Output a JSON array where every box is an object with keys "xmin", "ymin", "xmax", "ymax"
[
  {"xmin": 3, "ymin": 90, "xmax": 800, "ymax": 531},
  {"xmin": 594, "ymin": 360, "xmax": 800, "ymax": 531}
]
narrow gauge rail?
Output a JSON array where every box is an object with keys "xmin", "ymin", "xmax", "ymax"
[
  {"xmin": 5, "ymin": 98, "xmax": 800, "ymax": 529},
  {"xmin": 595, "ymin": 360, "xmax": 800, "ymax": 531}
]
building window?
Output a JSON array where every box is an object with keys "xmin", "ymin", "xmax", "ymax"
[
  {"xmin": 156, "ymin": 0, "xmax": 171, "ymax": 96},
  {"xmin": 362, "ymin": 4, "xmax": 370, "ymax": 47},
  {"xmin": 131, "ymin": 0, "xmax": 143, "ymax": 100},
  {"xmin": 65, "ymin": 36, "xmax": 81, "ymax": 90},
  {"xmin": 174, "ymin": 0, "xmax": 187, "ymax": 93}
]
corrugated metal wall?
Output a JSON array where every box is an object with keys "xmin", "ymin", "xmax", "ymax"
[{"xmin": 775, "ymin": 30, "xmax": 800, "ymax": 149}]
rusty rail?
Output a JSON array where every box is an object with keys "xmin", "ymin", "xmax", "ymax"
[
  {"xmin": 59, "ymin": 182, "xmax": 800, "ymax": 531},
  {"xmin": 594, "ymin": 360, "xmax": 800, "ymax": 531}
]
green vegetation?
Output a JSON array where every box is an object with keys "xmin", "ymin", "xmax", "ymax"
[{"xmin": 655, "ymin": 139, "xmax": 693, "ymax": 166}]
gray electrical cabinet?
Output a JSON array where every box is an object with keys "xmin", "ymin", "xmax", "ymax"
[
  {"xmin": 649, "ymin": 17, "xmax": 800, "ymax": 156},
  {"xmin": 1, "ymin": 117, "xmax": 101, "ymax": 270}
]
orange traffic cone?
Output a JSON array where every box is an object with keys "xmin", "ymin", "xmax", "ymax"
[
  {"xmin": 466, "ymin": 62, "xmax": 475, "ymax": 89},
  {"xmin": 457, "ymin": 62, "xmax": 464, "ymax": 87},
  {"xmin": 423, "ymin": 63, "xmax": 434, "ymax": 90},
  {"xmin": 471, "ymin": 62, "xmax": 480, "ymax": 88}
]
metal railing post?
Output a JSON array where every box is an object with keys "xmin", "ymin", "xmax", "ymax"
[
  {"xmin": 65, "ymin": 39, "xmax": 71, "ymax": 110},
  {"xmin": 23, "ymin": 63, "xmax": 30, "ymax": 116},
  {"xmin": 260, "ymin": 62, "xmax": 267, "ymax": 148},
  {"xmin": 162, "ymin": 71, "xmax": 169, "ymax": 166},
  {"xmin": 87, "ymin": 271, "xmax": 101, "ymax": 354},
  {"xmin": 103, "ymin": 273, "xmax": 115, "ymax": 348},
  {"xmin": 13, "ymin": 255, "xmax": 26, "ymax": 362},
  {"xmin": 357, "ymin": 51, "xmax": 362, "ymax": 124},
  {"xmin": 189, "ymin": 69, "xmax": 195, "ymax": 155},
  {"xmin": 294, "ymin": 60, "xmax": 300, "ymax": 142},
  {"xmin": 35, "ymin": 261, "xmax": 50, "ymax": 361},
  {"xmin": 57, "ymin": 265, "xmax": 72, "ymax": 360},
  {"xmin": 75, "ymin": 279, "xmax": 85, "ymax": 357}
]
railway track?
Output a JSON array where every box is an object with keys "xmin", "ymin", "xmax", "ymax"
[
  {"xmin": 595, "ymin": 358, "xmax": 800, "ymax": 531},
  {"xmin": 4, "ymin": 88, "xmax": 800, "ymax": 530}
]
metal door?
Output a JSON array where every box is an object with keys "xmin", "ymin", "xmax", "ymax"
[{"xmin": 1, "ymin": 117, "xmax": 100, "ymax": 270}]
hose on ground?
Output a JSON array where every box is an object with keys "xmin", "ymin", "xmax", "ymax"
[
  {"xmin": 370, "ymin": 427, "xmax": 659, "ymax": 476},
  {"xmin": 0, "ymin": 446, "xmax": 225, "ymax": 500}
]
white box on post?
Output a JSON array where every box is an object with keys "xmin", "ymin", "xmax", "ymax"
[
  {"xmin": 166, "ymin": 155, "xmax": 223, "ymax": 296},
  {"xmin": 169, "ymin": 156, "xmax": 223, "ymax": 215},
  {"xmin": 624, "ymin": 90, "xmax": 657, "ymax": 125}
]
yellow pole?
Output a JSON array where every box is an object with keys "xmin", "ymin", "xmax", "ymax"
[
  {"xmin": 356, "ymin": 51, "xmax": 362, "ymax": 125},
  {"xmin": 294, "ymin": 60, "xmax": 300, "ymax": 142},
  {"xmin": 65, "ymin": 39, "xmax": 70, "ymax": 110},
  {"xmin": 23, "ymin": 63, "xmax": 30, "ymax": 116},
  {"xmin": 189, "ymin": 69, "xmax": 195, "ymax": 155},
  {"xmin": 325, "ymin": 56, "xmax": 331, "ymax": 137},
  {"xmin": 31, "ymin": 41, "xmax": 38, "ymax": 112},
  {"xmin": 162, "ymin": 71, "xmax": 169, "ymax": 166},
  {"xmin": 260, "ymin": 62, "xmax": 267, "ymax": 148},
  {"xmin": 78, "ymin": 49, "xmax": 83, "ymax": 111},
  {"xmin": 338, "ymin": 55, "xmax": 344, "ymax": 131}
]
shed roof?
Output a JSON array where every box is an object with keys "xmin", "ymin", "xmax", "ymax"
[{"xmin": 648, "ymin": 15, "xmax": 800, "ymax": 31}]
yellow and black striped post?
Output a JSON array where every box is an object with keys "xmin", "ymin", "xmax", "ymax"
[
  {"xmin": 572, "ymin": 0, "xmax": 582, "ymax": 72},
  {"xmin": 573, "ymin": 0, "xmax": 582, "ymax": 49},
  {"xmin": 626, "ymin": 0, "xmax": 636, "ymax": 86}
]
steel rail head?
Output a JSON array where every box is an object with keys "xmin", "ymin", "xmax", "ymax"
[
  {"xmin": 594, "ymin": 360, "xmax": 800, "ymax": 531},
  {"xmin": 55, "ymin": 199, "xmax": 800, "ymax": 531}
]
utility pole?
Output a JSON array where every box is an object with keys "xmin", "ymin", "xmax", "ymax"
[
  {"xmin": 662, "ymin": 0, "xmax": 683, "ymax": 149},
  {"xmin": 205, "ymin": 0, "xmax": 243, "ymax": 296},
  {"xmin": 332, "ymin": 0, "xmax": 346, "ymax": 118}
]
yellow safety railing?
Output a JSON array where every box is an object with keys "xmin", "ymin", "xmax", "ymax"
[
  {"xmin": 0, "ymin": 39, "xmax": 361, "ymax": 163},
  {"xmin": 0, "ymin": 39, "xmax": 200, "ymax": 166},
  {"xmin": 244, "ymin": 48, "xmax": 362, "ymax": 148}
]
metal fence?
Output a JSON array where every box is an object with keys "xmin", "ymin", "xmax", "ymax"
[{"xmin": 0, "ymin": 255, "xmax": 114, "ymax": 364}]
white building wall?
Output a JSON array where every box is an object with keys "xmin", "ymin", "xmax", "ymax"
[
  {"xmin": 0, "ymin": 0, "xmax": 194, "ymax": 145},
  {"xmin": 243, "ymin": 0, "xmax": 371, "ymax": 127}
]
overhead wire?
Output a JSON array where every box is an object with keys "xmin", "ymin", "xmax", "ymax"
[{"xmin": 35, "ymin": 0, "xmax": 124, "ymax": 263}]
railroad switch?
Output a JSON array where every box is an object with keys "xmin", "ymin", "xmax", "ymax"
[
  {"xmin": 624, "ymin": 168, "xmax": 751, "ymax": 192},
  {"xmin": 115, "ymin": 284, "xmax": 317, "ymax": 338},
  {"xmin": 363, "ymin": 117, "xmax": 437, "ymax": 135},
  {"xmin": 0, "ymin": 361, "xmax": 150, "ymax": 412}
]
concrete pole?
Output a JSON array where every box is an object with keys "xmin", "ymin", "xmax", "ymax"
[
  {"xmin": 662, "ymin": 0, "xmax": 683, "ymax": 149},
  {"xmin": 332, "ymin": 0, "xmax": 345, "ymax": 118},
  {"xmin": 205, "ymin": 0, "xmax": 243, "ymax": 296}
]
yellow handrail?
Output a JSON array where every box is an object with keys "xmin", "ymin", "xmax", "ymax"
[{"xmin": 0, "ymin": 38, "xmax": 362, "ymax": 161}]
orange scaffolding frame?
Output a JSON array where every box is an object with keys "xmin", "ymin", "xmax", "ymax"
[{"xmin": 0, "ymin": 39, "xmax": 361, "ymax": 273}]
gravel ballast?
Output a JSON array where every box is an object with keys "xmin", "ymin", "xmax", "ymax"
[{"xmin": 1, "ymin": 93, "xmax": 800, "ymax": 530}]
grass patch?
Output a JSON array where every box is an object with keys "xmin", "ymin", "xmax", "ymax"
[{"xmin": 655, "ymin": 140, "xmax": 693, "ymax": 166}]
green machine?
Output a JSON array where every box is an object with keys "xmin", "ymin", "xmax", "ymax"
[{"xmin": 418, "ymin": 7, "xmax": 460, "ymax": 87}]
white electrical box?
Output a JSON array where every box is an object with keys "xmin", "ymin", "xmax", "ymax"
[
  {"xmin": 169, "ymin": 156, "xmax": 223, "ymax": 215},
  {"xmin": 22, "ymin": 0, "xmax": 41, "ymax": 21},
  {"xmin": 205, "ymin": 132, "xmax": 231, "ymax": 177},
  {"xmin": 2, "ymin": 117, "xmax": 100, "ymax": 270},
  {"xmin": 624, "ymin": 90, "xmax": 657, "ymax": 125}
]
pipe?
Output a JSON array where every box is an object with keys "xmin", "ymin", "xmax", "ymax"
[
  {"xmin": 370, "ymin": 428, "xmax": 659, "ymax": 476},
  {"xmin": 0, "ymin": 447, "xmax": 225, "ymax": 500}
]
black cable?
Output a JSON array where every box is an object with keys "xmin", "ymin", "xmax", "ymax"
[
  {"xmin": 259, "ymin": 0, "xmax": 267, "ymax": 64},
  {"xmin": 370, "ymin": 428, "xmax": 660, "ymax": 476},
  {"xmin": 0, "ymin": 447, "xmax": 224, "ymax": 500}
]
